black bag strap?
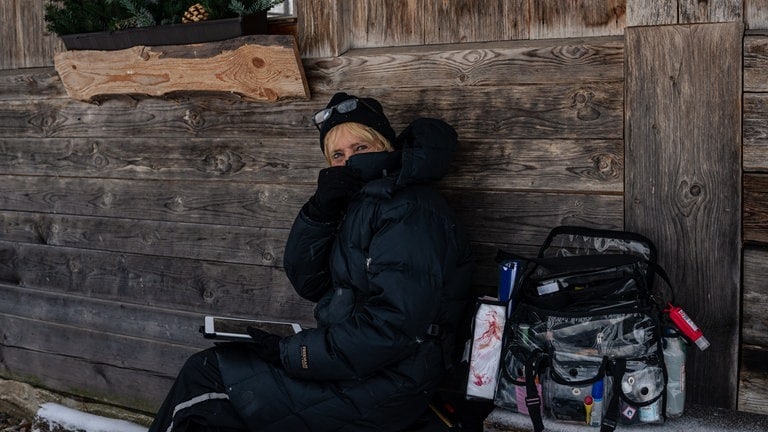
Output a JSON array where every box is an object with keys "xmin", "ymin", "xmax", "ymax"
[
  {"xmin": 524, "ymin": 350, "xmax": 546, "ymax": 432},
  {"xmin": 601, "ymin": 358, "xmax": 626, "ymax": 432}
]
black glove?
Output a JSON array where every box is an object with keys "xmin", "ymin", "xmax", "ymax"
[
  {"xmin": 303, "ymin": 166, "xmax": 363, "ymax": 222},
  {"xmin": 246, "ymin": 326, "xmax": 283, "ymax": 368}
]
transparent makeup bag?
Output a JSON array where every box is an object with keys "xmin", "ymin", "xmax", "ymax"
[{"xmin": 493, "ymin": 226, "xmax": 675, "ymax": 432}]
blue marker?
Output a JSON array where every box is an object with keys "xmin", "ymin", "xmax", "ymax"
[
  {"xmin": 590, "ymin": 380, "xmax": 604, "ymax": 427},
  {"xmin": 497, "ymin": 260, "xmax": 519, "ymax": 313}
]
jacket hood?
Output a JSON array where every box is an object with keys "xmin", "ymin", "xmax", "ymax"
[{"xmin": 346, "ymin": 118, "xmax": 458, "ymax": 190}]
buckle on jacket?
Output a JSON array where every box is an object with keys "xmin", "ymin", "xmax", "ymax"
[{"xmin": 426, "ymin": 323, "xmax": 440, "ymax": 337}]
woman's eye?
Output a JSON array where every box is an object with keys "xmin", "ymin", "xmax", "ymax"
[
  {"xmin": 355, "ymin": 144, "xmax": 369, "ymax": 152},
  {"xmin": 332, "ymin": 152, "xmax": 343, "ymax": 159}
]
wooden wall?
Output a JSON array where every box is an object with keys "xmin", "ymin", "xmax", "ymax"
[
  {"xmin": 741, "ymin": 31, "xmax": 768, "ymax": 415},
  {"xmin": 0, "ymin": 0, "xmax": 767, "ymax": 417}
]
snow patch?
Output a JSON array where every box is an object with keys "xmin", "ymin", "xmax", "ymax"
[{"xmin": 33, "ymin": 403, "xmax": 147, "ymax": 432}]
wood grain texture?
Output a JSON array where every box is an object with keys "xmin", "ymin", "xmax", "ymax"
[
  {"xmin": 0, "ymin": 241, "xmax": 314, "ymax": 322},
  {"xmin": 739, "ymin": 344, "xmax": 768, "ymax": 414},
  {"xmin": 530, "ymin": 0, "xmax": 627, "ymax": 39},
  {"xmin": 0, "ymin": 316, "xmax": 189, "ymax": 411},
  {"xmin": 0, "ymin": 175, "xmax": 307, "ymax": 228},
  {"xmin": 0, "ymin": 211, "xmax": 288, "ymax": 267},
  {"xmin": 54, "ymin": 35, "xmax": 310, "ymax": 102},
  {"xmin": 296, "ymin": 0, "xmax": 349, "ymax": 58},
  {"xmin": 744, "ymin": 35, "xmax": 768, "ymax": 93},
  {"xmin": 744, "ymin": 94, "xmax": 768, "ymax": 172},
  {"xmin": 744, "ymin": 174, "xmax": 768, "ymax": 244},
  {"xmin": 0, "ymin": 85, "xmax": 622, "ymax": 141},
  {"xmin": 625, "ymin": 22, "xmax": 743, "ymax": 409},
  {"xmin": 679, "ymin": 0, "xmax": 744, "ymax": 24},
  {"xmin": 743, "ymin": 247, "xmax": 768, "ymax": 346},
  {"xmin": 744, "ymin": 35, "xmax": 768, "ymax": 172},
  {"xmin": 0, "ymin": 0, "xmax": 64, "ymax": 70},
  {"xmin": 746, "ymin": 0, "xmax": 768, "ymax": 29},
  {"xmin": 304, "ymin": 36, "xmax": 624, "ymax": 90},
  {"xmin": 0, "ymin": 137, "xmax": 325, "ymax": 182},
  {"xmin": 626, "ymin": 0, "xmax": 678, "ymax": 26}
]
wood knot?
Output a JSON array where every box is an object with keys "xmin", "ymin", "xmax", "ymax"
[
  {"xmin": 689, "ymin": 184, "xmax": 702, "ymax": 196},
  {"xmin": 252, "ymin": 57, "xmax": 266, "ymax": 68},
  {"xmin": 573, "ymin": 89, "xmax": 600, "ymax": 121},
  {"xmin": 204, "ymin": 150, "xmax": 245, "ymax": 175}
]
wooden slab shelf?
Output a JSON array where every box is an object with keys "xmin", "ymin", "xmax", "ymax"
[{"xmin": 53, "ymin": 34, "xmax": 310, "ymax": 102}]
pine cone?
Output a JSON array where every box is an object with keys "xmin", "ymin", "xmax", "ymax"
[
  {"xmin": 113, "ymin": 18, "xmax": 138, "ymax": 30},
  {"xmin": 182, "ymin": 3, "xmax": 209, "ymax": 23}
]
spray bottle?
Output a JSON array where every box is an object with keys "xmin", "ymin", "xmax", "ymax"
[{"xmin": 665, "ymin": 303, "xmax": 710, "ymax": 351}]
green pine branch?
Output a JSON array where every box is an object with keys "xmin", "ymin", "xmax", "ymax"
[{"xmin": 44, "ymin": 0, "xmax": 284, "ymax": 35}]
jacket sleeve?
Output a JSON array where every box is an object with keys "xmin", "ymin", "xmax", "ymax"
[
  {"xmin": 283, "ymin": 210, "xmax": 337, "ymax": 303},
  {"xmin": 281, "ymin": 198, "xmax": 458, "ymax": 380}
]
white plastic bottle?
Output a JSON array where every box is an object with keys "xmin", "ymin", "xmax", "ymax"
[{"xmin": 663, "ymin": 327, "xmax": 687, "ymax": 417}]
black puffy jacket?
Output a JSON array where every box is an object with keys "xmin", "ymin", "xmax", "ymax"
[{"xmin": 218, "ymin": 118, "xmax": 474, "ymax": 431}]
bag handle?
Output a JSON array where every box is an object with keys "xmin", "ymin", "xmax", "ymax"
[
  {"xmin": 523, "ymin": 350, "xmax": 546, "ymax": 432},
  {"xmin": 601, "ymin": 358, "xmax": 625, "ymax": 432}
]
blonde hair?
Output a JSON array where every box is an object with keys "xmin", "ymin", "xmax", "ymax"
[{"xmin": 323, "ymin": 122, "xmax": 393, "ymax": 165}]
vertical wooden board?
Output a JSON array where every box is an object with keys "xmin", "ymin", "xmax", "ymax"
[
  {"xmin": 739, "ymin": 345, "xmax": 768, "ymax": 414},
  {"xmin": 350, "ymin": 0, "xmax": 424, "ymax": 49},
  {"xmin": 0, "ymin": 0, "xmax": 21, "ymax": 70},
  {"xmin": 423, "ymin": 0, "xmax": 526, "ymax": 44},
  {"xmin": 0, "ymin": 0, "xmax": 61, "ymax": 70},
  {"xmin": 625, "ymin": 23, "xmax": 743, "ymax": 409},
  {"xmin": 297, "ymin": 0, "xmax": 350, "ymax": 58},
  {"xmin": 743, "ymin": 247, "xmax": 768, "ymax": 346},
  {"xmin": 744, "ymin": 36, "xmax": 768, "ymax": 92},
  {"xmin": 746, "ymin": 0, "xmax": 768, "ymax": 30},
  {"xmin": 744, "ymin": 174, "xmax": 768, "ymax": 244},
  {"xmin": 626, "ymin": 0, "xmax": 678, "ymax": 27},
  {"xmin": 679, "ymin": 0, "xmax": 744, "ymax": 24},
  {"xmin": 744, "ymin": 94, "xmax": 768, "ymax": 171},
  {"xmin": 530, "ymin": 0, "xmax": 626, "ymax": 39}
]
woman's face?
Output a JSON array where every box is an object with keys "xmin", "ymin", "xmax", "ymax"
[{"xmin": 325, "ymin": 125, "xmax": 384, "ymax": 166}]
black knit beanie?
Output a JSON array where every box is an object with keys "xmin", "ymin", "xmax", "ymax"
[{"xmin": 317, "ymin": 92, "xmax": 397, "ymax": 151}]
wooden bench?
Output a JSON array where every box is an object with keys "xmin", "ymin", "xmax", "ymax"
[{"xmin": 484, "ymin": 405, "xmax": 768, "ymax": 432}]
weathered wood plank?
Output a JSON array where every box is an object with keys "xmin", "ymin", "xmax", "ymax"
[
  {"xmin": 0, "ymin": 68, "xmax": 66, "ymax": 101},
  {"xmin": 452, "ymin": 139, "xmax": 623, "ymax": 193},
  {"xmin": 739, "ymin": 345, "xmax": 768, "ymax": 414},
  {"xmin": 746, "ymin": 0, "xmax": 768, "ymax": 30},
  {"xmin": 448, "ymin": 190, "xmax": 624, "ymax": 247},
  {"xmin": 424, "ymin": 0, "xmax": 528, "ymax": 44},
  {"xmin": 304, "ymin": 36, "xmax": 624, "ymax": 91},
  {"xmin": 0, "ymin": 175, "xmax": 308, "ymax": 227},
  {"xmin": 0, "ymin": 317, "xmax": 187, "ymax": 411},
  {"xmin": 626, "ymin": 0, "xmax": 678, "ymax": 26},
  {"xmin": 54, "ymin": 35, "xmax": 309, "ymax": 103},
  {"xmin": 0, "ymin": 241, "xmax": 315, "ymax": 323},
  {"xmin": 0, "ymin": 137, "xmax": 325, "ymax": 182},
  {"xmin": 349, "ymin": 0, "xmax": 425, "ymax": 49},
  {"xmin": 0, "ymin": 211, "xmax": 287, "ymax": 267},
  {"xmin": 296, "ymin": 0, "xmax": 349, "ymax": 58},
  {"xmin": 0, "ymin": 284, "xmax": 214, "ymax": 347},
  {"xmin": 0, "ymin": 137, "xmax": 622, "ymax": 193},
  {"xmin": 679, "ymin": 0, "xmax": 744, "ymax": 24},
  {"xmin": 530, "ymin": 0, "xmax": 626, "ymax": 39},
  {"xmin": 745, "ymin": 174, "xmax": 768, "ymax": 244},
  {"xmin": 744, "ymin": 36, "xmax": 768, "ymax": 93},
  {"xmin": 744, "ymin": 94, "xmax": 768, "ymax": 171},
  {"xmin": 0, "ymin": 0, "xmax": 62, "ymax": 70},
  {"xmin": 625, "ymin": 23, "xmax": 743, "ymax": 409},
  {"xmin": 743, "ymin": 247, "xmax": 768, "ymax": 346},
  {"xmin": 0, "ymin": 84, "xmax": 622, "ymax": 141}
]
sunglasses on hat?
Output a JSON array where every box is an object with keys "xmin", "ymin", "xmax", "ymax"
[{"xmin": 312, "ymin": 97, "xmax": 380, "ymax": 130}]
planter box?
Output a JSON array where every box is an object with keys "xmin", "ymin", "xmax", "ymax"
[{"xmin": 60, "ymin": 12, "xmax": 267, "ymax": 51}]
